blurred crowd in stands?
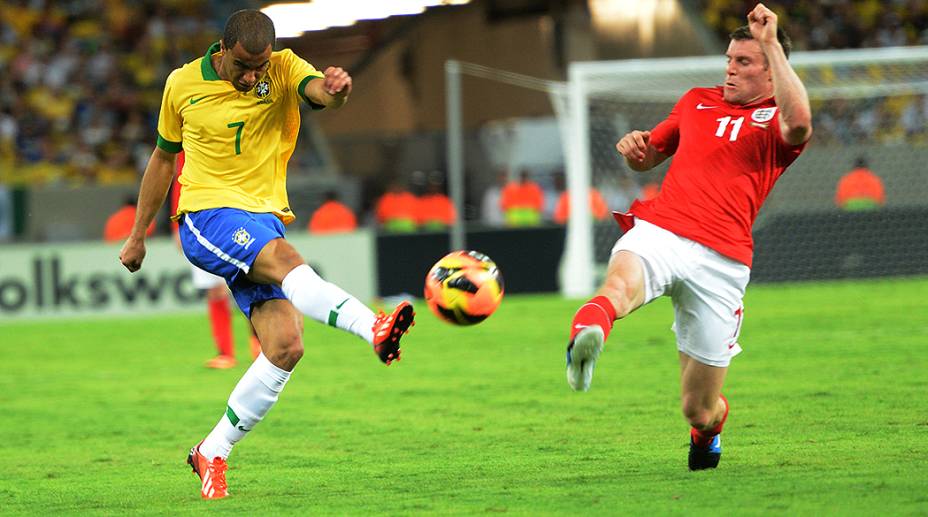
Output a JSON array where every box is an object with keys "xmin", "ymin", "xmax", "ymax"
[
  {"xmin": 700, "ymin": 0, "xmax": 928, "ymax": 145},
  {"xmin": 0, "ymin": 0, "xmax": 221, "ymax": 185},
  {"xmin": 812, "ymin": 94, "xmax": 928, "ymax": 146},
  {"xmin": 701, "ymin": 0, "xmax": 928, "ymax": 49}
]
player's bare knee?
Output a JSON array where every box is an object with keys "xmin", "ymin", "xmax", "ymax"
[
  {"xmin": 282, "ymin": 326, "xmax": 304, "ymax": 356},
  {"xmin": 282, "ymin": 339, "xmax": 304, "ymax": 365},
  {"xmin": 266, "ymin": 327, "xmax": 304, "ymax": 369}
]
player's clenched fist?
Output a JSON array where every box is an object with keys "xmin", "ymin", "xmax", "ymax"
[
  {"xmin": 616, "ymin": 130, "xmax": 652, "ymax": 162},
  {"xmin": 119, "ymin": 237, "xmax": 146, "ymax": 273},
  {"xmin": 748, "ymin": 3, "xmax": 778, "ymax": 45},
  {"xmin": 322, "ymin": 66, "xmax": 352, "ymax": 97}
]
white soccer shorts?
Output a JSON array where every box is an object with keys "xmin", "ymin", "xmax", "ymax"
[
  {"xmin": 191, "ymin": 263, "xmax": 226, "ymax": 290},
  {"xmin": 611, "ymin": 218, "xmax": 750, "ymax": 367}
]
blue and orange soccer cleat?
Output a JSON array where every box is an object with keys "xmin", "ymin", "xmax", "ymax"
[
  {"xmin": 688, "ymin": 433, "xmax": 722, "ymax": 470},
  {"xmin": 187, "ymin": 442, "xmax": 229, "ymax": 499},
  {"xmin": 566, "ymin": 325, "xmax": 604, "ymax": 391},
  {"xmin": 371, "ymin": 301, "xmax": 415, "ymax": 365}
]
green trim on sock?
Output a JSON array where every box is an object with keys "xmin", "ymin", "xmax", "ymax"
[
  {"xmin": 327, "ymin": 298, "xmax": 350, "ymax": 327},
  {"xmin": 226, "ymin": 406, "xmax": 240, "ymax": 426}
]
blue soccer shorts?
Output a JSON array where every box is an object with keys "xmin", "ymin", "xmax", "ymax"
[{"xmin": 178, "ymin": 208, "xmax": 288, "ymax": 318}]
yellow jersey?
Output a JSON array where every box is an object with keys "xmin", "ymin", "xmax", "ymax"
[{"xmin": 157, "ymin": 42, "xmax": 324, "ymax": 224}]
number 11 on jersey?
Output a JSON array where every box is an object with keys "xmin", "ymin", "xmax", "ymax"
[{"xmin": 715, "ymin": 116, "xmax": 743, "ymax": 142}]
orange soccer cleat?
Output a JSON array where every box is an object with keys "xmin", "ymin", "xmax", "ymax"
[
  {"xmin": 371, "ymin": 301, "xmax": 415, "ymax": 365},
  {"xmin": 205, "ymin": 355, "xmax": 237, "ymax": 369},
  {"xmin": 186, "ymin": 442, "xmax": 229, "ymax": 499}
]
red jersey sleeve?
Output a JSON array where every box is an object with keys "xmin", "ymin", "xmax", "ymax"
[
  {"xmin": 649, "ymin": 90, "xmax": 691, "ymax": 156},
  {"xmin": 772, "ymin": 118, "xmax": 807, "ymax": 167}
]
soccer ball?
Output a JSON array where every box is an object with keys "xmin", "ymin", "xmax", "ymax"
[{"xmin": 424, "ymin": 250, "xmax": 504, "ymax": 325}]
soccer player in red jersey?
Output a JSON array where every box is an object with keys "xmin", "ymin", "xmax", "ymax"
[{"xmin": 565, "ymin": 3, "xmax": 812, "ymax": 470}]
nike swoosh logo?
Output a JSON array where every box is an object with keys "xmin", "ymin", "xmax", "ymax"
[
  {"xmin": 328, "ymin": 298, "xmax": 351, "ymax": 327},
  {"xmin": 189, "ymin": 96, "xmax": 208, "ymax": 105},
  {"xmin": 574, "ymin": 324, "xmax": 588, "ymax": 329},
  {"xmin": 696, "ymin": 103, "xmax": 718, "ymax": 110},
  {"xmin": 237, "ymin": 425, "xmax": 252, "ymax": 432}
]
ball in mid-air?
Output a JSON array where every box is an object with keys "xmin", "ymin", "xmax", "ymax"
[{"xmin": 424, "ymin": 250, "xmax": 504, "ymax": 325}]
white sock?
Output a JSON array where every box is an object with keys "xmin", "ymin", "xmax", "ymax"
[
  {"xmin": 281, "ymin": 264, "xmax": 375, "ymax": 343},
  {"xmin": 199, "ymin": 353, "xmax": 291, "ymax": 460}
]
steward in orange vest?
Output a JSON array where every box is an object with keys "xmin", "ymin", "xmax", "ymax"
[
  {"xmin": 500, "ymin": 171, "xmax": 544, "ymax": 226},
  {"xmin": 375, "ymin": 182, "xmax": 419, "ymax": 232},
  {"xmin": 308, "ymin": 191, "xmax": 357, "ymax": 234},
  {"xmin": 104, "ymin": 198, "xmax": 154, "ymax": 242},
  {"xmin": 835, "ymin": 158, "xmax": 885, "ymax": 211},
  {"xmin": 417, "ymin": 180, "xmax": 456, "ymax": 230}
]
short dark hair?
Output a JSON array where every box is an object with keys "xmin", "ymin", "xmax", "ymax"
[
  {"xmin": 730, "ymin": 25, "xmax": 792, "ymax": 59},
  {"xmin": 223, "ymin": 9, "xmax": 275, "ymax": 54}
]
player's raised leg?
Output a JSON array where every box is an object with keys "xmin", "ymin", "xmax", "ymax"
[
  {"xmin": 679, "ymin": 353, "xmax": 729, "ymax": 470},
  {"xmin": 189, "ymin": 299, "xmax": 303, "ymax": 498},
  {"xmin": 566, "ymin": 251, "xmax": 645, "ymax": 391},
  {"xmin": 249, "ymin": 238, "xmax": 413, "ymax": 365}
]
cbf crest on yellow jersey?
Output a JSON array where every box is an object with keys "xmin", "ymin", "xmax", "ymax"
[{"xmin": 157, "ymin": 42, "xmax": 324, "ymax": 224}]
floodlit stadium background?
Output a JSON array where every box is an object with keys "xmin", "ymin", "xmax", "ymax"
[{"xmin": 2, "ymin": 0, "xmax": 926, "ymax": 316}]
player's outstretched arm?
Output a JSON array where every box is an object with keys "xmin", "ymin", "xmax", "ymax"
[
  {"xmin": 305, "ymin": 66, "xmax": 352, "ymax": 109},
  {"xmin": 749, "ymin": 3, "xmax": 812, "ymax": 145},
  {"xmin": 119, "ymin": 147, "xmax": 176, "ymax": 272},
  {"xmin": 615, "ymin": 130, "xmax": 668, "ymax": 172}
]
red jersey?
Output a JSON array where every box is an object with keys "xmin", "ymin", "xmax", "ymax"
[{"xmin": 621, "ymin": 87, "xmax": 806, "ymax": 267}]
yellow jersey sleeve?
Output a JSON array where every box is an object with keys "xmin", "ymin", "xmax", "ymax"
[
  {"xmin": 278, "ymin": 49, "xmax": 325, "ymax": 110},
  {"xmin": 156, "ymin": 69, "xmax": 183, "ymax": 153}
]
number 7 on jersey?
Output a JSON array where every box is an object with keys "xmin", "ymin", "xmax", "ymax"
[{"xmin": 227, "ymin": 121, "xmax": 245, "ymax": 155}]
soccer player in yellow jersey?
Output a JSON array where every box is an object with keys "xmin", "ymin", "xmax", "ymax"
[{"xmin": 118, "ymin": 10, "xmax": 414, "ymax": 500}]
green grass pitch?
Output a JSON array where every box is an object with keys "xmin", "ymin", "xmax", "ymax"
[{"xmin": 1, "ymin": 277, "xmax": 926, "ymax": 514}]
